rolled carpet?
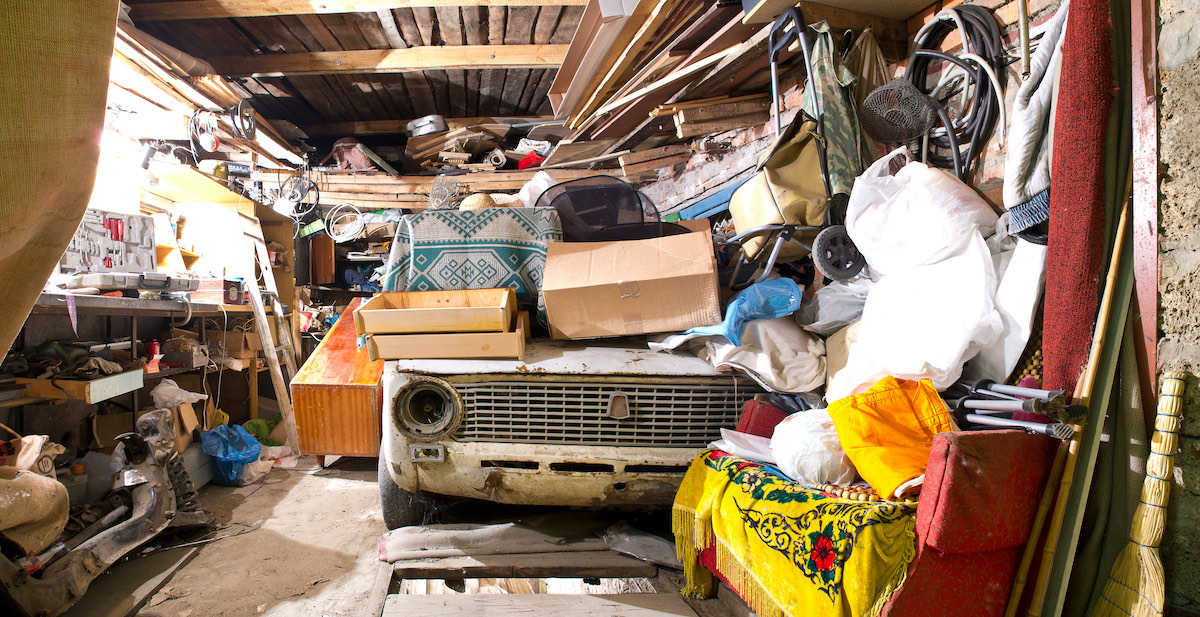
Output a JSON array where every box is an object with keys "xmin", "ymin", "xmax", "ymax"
[{"xmin": 1043, "ymin": 0, "xmax": 1115, "ymax": 390}]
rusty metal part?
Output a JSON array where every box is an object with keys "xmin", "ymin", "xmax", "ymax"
[{"xmin": 0, "ymin": 410, "xmax": 212, "ymax": 616}]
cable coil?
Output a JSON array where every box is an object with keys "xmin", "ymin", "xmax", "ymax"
[{"xmin": 904, "ymin": 5, "xmax": 1006, "ymax": 177}]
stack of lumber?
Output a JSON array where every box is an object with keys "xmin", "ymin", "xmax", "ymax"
[
  {"xmin": 652, "ymin": 94, "xmax": 771, "ymax": 139},
  {"xmin": 617, "ymin": 144, "xmax": 693, "ymax": 182},
  {"xmin": 405, "ymin": 123, "xmax": 512, "ymax": 171},
  {"xmin": 250, "ymin": 168, "xmax": 597, "ymax": 211},
  {"xmin": 545, "ymin": 0, "xmax": 908, "ymax": 159}
]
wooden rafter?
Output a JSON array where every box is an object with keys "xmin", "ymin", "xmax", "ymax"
[
  {"xmin": 303, "ymin": 116, "xmax": 553, "ymax": 136},
  {"xmin": 208, "ymin": 44, "xmax": 568, "ymax": 77},
  {"xmin": 131, "ymin": 0, "xmax": 586, "ymax": 21}
]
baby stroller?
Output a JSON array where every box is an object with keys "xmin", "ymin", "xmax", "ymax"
[{"xmin": 725, "ymin": 7, "xmax": 865, "ymax": 286}]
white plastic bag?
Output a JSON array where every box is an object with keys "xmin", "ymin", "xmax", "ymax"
[
  {"xmin": 515, "ymin": 171, "xmax": 558, "ymax": 207},
  {"xmin": 796, "ymin": 276, "xmax": 874, "ymax": 337},
  {"xmin": 826, "ymin": 149, "xmax": 1004, "ymax": 401},
  {"xmin": 149, "ymin": 378, "xmax": 208, "ymax": 409},
  {"xmin": 769, "ymin": 409, "xmax": 856, "ymax": 485},
  {"xmin": 709, "ymin": 428, "xmax": 775, "ymax": 464},
  {"xmin": 826, "ymin": 232, "xmax": 1003, "ymax": 401},
  {"xmin": 846, "ymin": 148, "xmax": 999, "ymax": 277}
]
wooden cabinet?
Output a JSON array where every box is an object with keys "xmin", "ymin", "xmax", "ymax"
[{"xmin": 291, "ymin": 298, "xmax": 383, "ymax": 459}]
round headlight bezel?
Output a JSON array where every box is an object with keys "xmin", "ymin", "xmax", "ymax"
[{"xmin": 393, "ymin": 377, "xmax": 462, "ymax": 441}]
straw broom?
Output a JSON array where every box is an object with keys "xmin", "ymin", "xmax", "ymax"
[{"xmin": 1089, "ymin": 371, "xmax": 1185, "ymax": 617}]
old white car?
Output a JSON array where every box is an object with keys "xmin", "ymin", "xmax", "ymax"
[{"xmin": 378, "ymin": 338, "xmax": 758, "ymax": 528}]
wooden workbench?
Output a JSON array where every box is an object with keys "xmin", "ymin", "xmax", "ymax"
[{"xmin": 291, "ymin": 298, "xmax": 383, "ymax": 462}]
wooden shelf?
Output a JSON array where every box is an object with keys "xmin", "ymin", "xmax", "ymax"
[
  {"xmin": 0, "ymin": 396, "xmax": 53, "ymax": 409},
  {"xmin": 16, "ymin": 369, "xmax": 145, "ymax": 404},
  {"xmin": 33, "ymin": 293, "xmax": 265, "ymax": 317}
]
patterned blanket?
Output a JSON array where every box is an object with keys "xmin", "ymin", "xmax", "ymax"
[
  {"xmin": 380, "ymin": 207, "xmax": 563, "ymax": 323},
  {"xmin": 673, "ymin": 450, "xmax": 917, "ymax": 617}
]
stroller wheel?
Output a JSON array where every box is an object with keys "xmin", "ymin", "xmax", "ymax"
[{"xmin": 813, "ymin": 225, "xmax": 865, "ymax": 280}]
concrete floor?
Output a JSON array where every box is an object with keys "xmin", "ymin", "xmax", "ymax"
[
  {"xmin": 69, "ymin": 455, "xmax": 745, "ymax": 617},
  {"xmin": 137, "ymin": 456, "xmax": 387, "ymax": 617}
]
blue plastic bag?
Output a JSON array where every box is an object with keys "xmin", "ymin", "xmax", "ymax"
[
  {"xmin": 200, "ymin": 424, "xmax": 262, "ymax": 486},
  {"xmin": 685, "ymin": 278, "xmax": 804, "ymax": 346}
]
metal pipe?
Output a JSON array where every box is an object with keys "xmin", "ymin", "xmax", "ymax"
[
  {"xmin": 1018, "ymin": 0, "xmax": 1032, "ymax": 76},
  {"xmin": 987, "ymin": 382, "xmax": 1069, "ymax": 402},
  {"xmin": 965, "ymin": 414, "xmax": 1074, "ymax": 440},
  {"xmin": 965, "ymin": 398, "xmax": 1042, "ymax": 413}
]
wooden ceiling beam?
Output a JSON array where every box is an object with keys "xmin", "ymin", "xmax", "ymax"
[
  {"xmin": 303, "ymin": 116, "xmax": 553, "ymax": 136},
  {"xmin": 208, "ymin": 44, "xmax": 568, "ymax": 77},
  {"xmin": 131, "ymin": 0, "xmax": 586, "ymax": 21}
]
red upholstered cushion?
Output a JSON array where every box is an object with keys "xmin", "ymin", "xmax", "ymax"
[
  {"xmin": 916, "ymin": 430, "xmax": 1056, "ymax": 554},
  {"xmin": 735, "ymin": 398, "xmax": 790, "ymax": 438},
  {"xmin": 882, "ymin": 546, "xmax": 1022, "ymax": 617}
]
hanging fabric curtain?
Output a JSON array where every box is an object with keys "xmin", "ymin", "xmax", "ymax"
[{"xmin": 0, "ymin": 1, "xmax": 119, "ymax": 355}]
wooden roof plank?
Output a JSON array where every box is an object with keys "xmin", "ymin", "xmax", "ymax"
[
  {"xmin": 392, "ymin": 7, "xmax": 424, "ymax": 46},
  {"xmin": 501, "ymin": 6, "xmax": 537, "ymax": 114},
  {"xmin": 436, "ymin": 6, "xmax": 468, "ymax": 118},
  {"xmin": 297, "ymin": 14, "xmax": 344, "ymax": 50},
  {"xmin": 411, "ymin": 6, "xmax": 437, "ymax": 45},
  {"xmin": 465, "ymin": 69, "xmax": 482, "ymax": 117},
  {"xmin": 498, "ymin": 68, "xmax": 530, "ymax": 115},
  {"xmin": 479, "ymin": 68, "xmax": 508, "ymax": 116},
  {"xmin": 347, "ymin": 11, "xmax": 393, "ymax": 48},
  {"xmin": 461, "ymin": 6, "xmax": 488, "ymax": 45},
  {"xmin": 208, "ymin": 44, "xmax": 569, "ymax": 77},
  {"xmin": 375, "ymin": 10, "xmax": 408, "ymax": 48},
  {"xmin": 130, "ymin": 0, "xmax": 588, "ymax": 22},
  {"xmin": 549, "ymin": 5, "xmax": 583, "ymax": 44},
  {"xmin": 533, "ymin": 5, "xmax": 562, "ymax": 44}
]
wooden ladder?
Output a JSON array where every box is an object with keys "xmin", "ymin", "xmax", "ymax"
[{"xmin": 240, "ymin": 215, "xmax": 300, "ymax": 453}]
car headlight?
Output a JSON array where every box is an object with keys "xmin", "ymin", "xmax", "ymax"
[{"xmin": 393, "ymin": 376, "xmax": 462, "ymax": 441}]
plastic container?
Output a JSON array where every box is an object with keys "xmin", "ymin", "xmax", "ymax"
[{"xmin": 56, "ymin": 466, "xmax": 89, "ymax": 504}]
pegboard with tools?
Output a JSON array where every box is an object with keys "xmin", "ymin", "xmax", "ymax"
[{"xmin": 59, "ymin": 209, "xmax": 156, "ymax": 273}]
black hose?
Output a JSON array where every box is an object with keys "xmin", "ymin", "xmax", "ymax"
[{"xmin": 903, "ymin": 5, "xmax": 1005, "ymax": 177}]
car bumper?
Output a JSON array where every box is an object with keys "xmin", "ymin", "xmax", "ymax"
[{"xmin": 382, "ymin": 431, "xmax": 698, "ymax": 507}]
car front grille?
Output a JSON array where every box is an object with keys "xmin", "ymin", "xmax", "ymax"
[{"xmin": 452, "ymin": 379, "xmax": 754, "ymax": 448}]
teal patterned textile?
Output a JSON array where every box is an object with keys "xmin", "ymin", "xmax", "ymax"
[{"xmin": 380, "ymin": 207, "xmax": 563, "ymax": 323}]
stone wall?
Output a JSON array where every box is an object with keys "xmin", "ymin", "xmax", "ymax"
[{"xmin": 1157, "ymin": 0, "xmax": 1200, "ymax": 613}]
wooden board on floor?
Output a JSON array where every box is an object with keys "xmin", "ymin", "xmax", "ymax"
[
  {"xmin": 61, "ymin": 546, "xmax": 200, "ymax": 617},
  {"xmin": 393, "ymin": 550, "xmax": 658, "ymax": 580},
  {"xmin": 383, "ymin": 593, "xmax": 698, "ymax": 616}
]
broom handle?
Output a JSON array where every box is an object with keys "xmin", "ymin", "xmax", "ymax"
[{"xmin": 1026, "ymin": 193, "xmax": 1132, "ymax": 617}]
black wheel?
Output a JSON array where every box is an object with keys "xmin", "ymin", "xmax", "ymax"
[
  {"xmin": 378, "ymin": 456, "xmax": 428, "ymax": 529},
  {"xmin": 812, "ymin": 225, "xmax": 865, "ymax": 280}
]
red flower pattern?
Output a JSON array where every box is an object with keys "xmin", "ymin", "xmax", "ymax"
[{"xmin": 810, "ymin": 534, "xmax": 837, "ymax": 571}]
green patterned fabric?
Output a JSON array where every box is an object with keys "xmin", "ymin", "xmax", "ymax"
[
  {"xmin": 381, "ymin": 207, "xmax": 563, "ymax": 323},
  {"xmin": 802, "ymin": 21, "xmax": 866, "ymax": 197}
]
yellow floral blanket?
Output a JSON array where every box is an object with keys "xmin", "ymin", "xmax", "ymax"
[{"xmin": 673, "ymin": 450, "xmax": 917, "ymax": 617}]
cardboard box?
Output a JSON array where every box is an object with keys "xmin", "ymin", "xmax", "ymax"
[
  {"xmin": 364, "ymin": 222, "xmax": 397, "ymax": 239},
  {"xmin": 193, "ymin": 278, "xmax": 245, "ymax": 305},
  {"xmin": 353, "ymin": 288, "xmax": 517, "ymax": 337},
  {"xmin": 542, "ymin": 230, "xmax": 721, "ymax": 339},
  {"xmin": 207, "ymin": 330, "xmax": 261, "ymax": 360},
  {"xmin": 93, "ymin": 403, "xmax": 197, "ymax": 455},
  {"xmin": 173, "ymin": 402, "xmax": 200, "ymax": 455}
]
